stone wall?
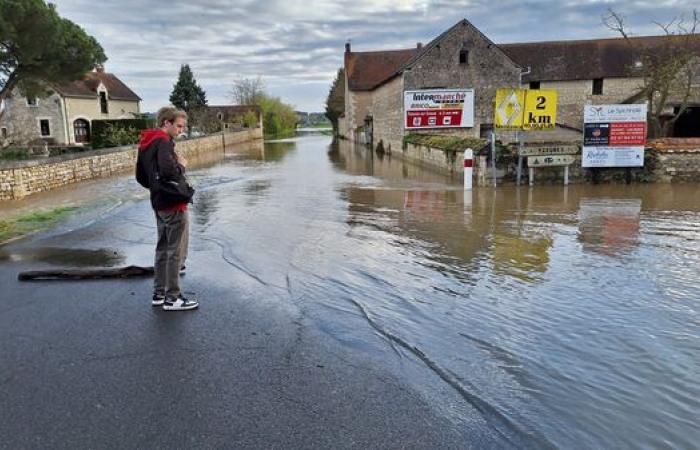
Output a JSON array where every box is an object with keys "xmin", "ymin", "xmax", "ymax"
[
  {"xmin": 370, "ymin": 77, "xmax": 404, "ymax": 152},
  {"xmin": 390, "ymin": 138, "xmax": 700, "ymax": 185},
  {"xmin": 532, "ymin": 78, "xmax": 646, "ymax": 130},
  {"xmin": 0, "ymin": 129, "xmax": 262, "ymax": 201},
  {"xmin": 0, "ymin": 90, "xmax": 67, "ymax": 144}
]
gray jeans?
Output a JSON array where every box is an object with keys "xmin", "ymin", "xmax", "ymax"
[{"xmin": 154, "ymin": 209, "xmax": 189, "ymax": 299}]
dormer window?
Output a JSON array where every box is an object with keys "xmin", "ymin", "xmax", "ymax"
[
  {"xmin": 99, "ymin": 91, "xmax": 108, "ymax": 114},
  {"xmin": 27, "ymin": 97, "xmax": 38, "ymax": 107}
]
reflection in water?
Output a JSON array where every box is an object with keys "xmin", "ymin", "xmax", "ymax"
[
  {"xmin": 327, "ymin": 138, "xmax": 700, "ymax": 449},
  {"xmin": 578, "ymin": 199, "xmax": 641, "ymax": 255},
  {"xmin": 193, "ymin": 190, "xmax": 219, "ymax": 228},
  {"xmin": 0, "ymin": 247, "xmax": 125, "ymax": 267}
]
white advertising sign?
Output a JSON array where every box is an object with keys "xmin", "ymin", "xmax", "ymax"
[
  {"xmin": 582, "ymin": 104, "xmax": 648, "ymax": 168},
  {"xmin": 582, "ymin": 147, "xmax": 644, "ymax": 168},
  {"xmin": 583, "ymin": 104, "xmax": 647, "ymax": 123},
  {"xmin": 404, "ymin": 89, "xmax": 475, "ymax": 129}
]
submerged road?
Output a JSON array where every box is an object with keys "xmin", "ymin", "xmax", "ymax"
[{"xmin": 1, "ymin": 134, "xmax": 699, "ymax": 449}]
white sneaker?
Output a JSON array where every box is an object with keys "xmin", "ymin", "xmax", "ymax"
[
  {"xmin": 152, "ymin": 293, "xmax": 166, "ymax": 307},
  {"xmin": 163, "ymin": 296, "xmax": 199, "ymax": 311}
]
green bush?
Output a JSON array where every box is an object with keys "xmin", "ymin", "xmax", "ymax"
[
  {"xmin": 242, "ymin": 111, "xmax": 259, "ymax": 128},
  {"xmin": 48, "ymin": 146, "xmax": 91, "ymax": 157},
  {"xmin": 0, "ymin": 147, "xmax": 32, "ymax": 160},
  {"xmin": 91, "ymin": 119, "xmax": 155, "ymax": 149},
  {"xmin": 402, "ymin": 133, "xmax": 487, "ymax": 152}
]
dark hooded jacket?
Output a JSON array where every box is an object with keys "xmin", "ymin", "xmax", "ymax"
[{"xmin": 135, "ymin": 129, "xmax": 188, "ymax": 211}]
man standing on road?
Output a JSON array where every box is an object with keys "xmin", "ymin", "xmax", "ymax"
[{"xmin": 136, "ymin": 106, "xmax": 198, "ymax": 311}]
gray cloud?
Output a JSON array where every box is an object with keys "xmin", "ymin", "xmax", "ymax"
[{"xmin": 52, "ymin": 0, "xmax": 698, "ymax": 111}]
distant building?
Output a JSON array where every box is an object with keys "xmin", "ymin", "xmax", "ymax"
[
  {"xmin": 0, "ymin": 67, "xmax": 141, "ymax": 146},
  {"xmin": 207, "ymin": 105, "xmax": 263, "ymax": 131},
  {"xmin": 340, "ymin": 19, "xmax": 700, "ymax": 152}
]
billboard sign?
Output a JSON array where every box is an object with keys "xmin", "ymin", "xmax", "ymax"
[
  {"xmin": 404, "ymin": 89, "xmax": 475, "ymax": 129},
  {"xmin": 582, "ymin": 104, "xmax": 647, "ymax": 168}
]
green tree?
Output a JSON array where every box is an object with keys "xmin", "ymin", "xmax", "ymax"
[
  {"xmin": 169, "ymin": 64, "xmax": 207, "ymax": 113},
  {"xmin": 325, "ymin": 68, "xmax": 345, "ymax": 133},
  {"xmin": 259, "ymin": 94, "xmax": 297, "ymax": 138},
  {"xmin": 229, "ymin": 77, "xmax": 297, "ymax": 138},
  {"xmin": 0, "ymin": 0, "xmax": 106, "ymax": 119}
]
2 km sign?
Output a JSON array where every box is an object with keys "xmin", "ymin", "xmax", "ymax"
[{"xmin": 494, "ymin": 88, "xmax": 558, "ymax": 131}]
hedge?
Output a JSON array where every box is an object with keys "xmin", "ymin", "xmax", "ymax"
[{"xmin": 91, "ymin": 119, "xmax": 155, "ymax": 149}]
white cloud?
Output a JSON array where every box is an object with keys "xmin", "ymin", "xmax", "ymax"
[{"xmin": 51, "ymin": 0, "xmax": 699, "ymax": 112}]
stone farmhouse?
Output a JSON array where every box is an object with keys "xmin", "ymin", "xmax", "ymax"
[
  {"xmin": 339, "ymin": 19, "xmax": 700, "ymax": 152},
  {"xmin": 0, "ymin": 67, "xmax": 141, "ymax": 146},
  {"xmin": 207, "ymin": 105, "xmax": 263, "ymax": 131}
]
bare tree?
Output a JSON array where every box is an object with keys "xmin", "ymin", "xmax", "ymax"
[
  {"xmin": 604, "ymin": 9, "xmax": 700, "ymax": 138},
  {"xmin": 229, "ymin": 76, "xmax": 265, "ymax": 105}
]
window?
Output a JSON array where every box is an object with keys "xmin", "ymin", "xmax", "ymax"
[
  {"xmin": 27, "ymin": 97, "xmax": 38, "ymax": 107},
  {"xmin": 99, "ymin": 92, "xmax": 109, "ymax": 113},
  {"xmin": 529, "ymin": 81, "xmax": 541, "ymax": 90},
  {"xmin": 593, "ymin": 78, "xmax": 604, "ymax": 95},
  {"xmin": 217, "ymin": 112, "xmax": 224, "ymax": 121},
  {"xmin": 39, "ymin": 119, "xmax": 51, "ymax": 137},
  {"xmin": 459, "ymin": 49, "xmax": 469, "ymax": 65},
  {"xmin": 1, "ymin": 127, "xmax": 7, "ymax": 139}
]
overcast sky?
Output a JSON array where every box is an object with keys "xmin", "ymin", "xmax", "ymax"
[{"xmin": 52, "ymin": 0, "xmax": 698, "ymax": 113}]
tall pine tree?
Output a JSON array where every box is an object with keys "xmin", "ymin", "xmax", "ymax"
[{"xmin": 169, "ymin": 64, "xmax": 207, "ymax": 113}]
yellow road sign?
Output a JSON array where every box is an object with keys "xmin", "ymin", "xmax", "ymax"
[
  {"xmin": 494, "ymin": 88, "xmax": 558, "ymax": 131},
  {"xmin": 523, "ymin": 90, "xmax": 557, "ymax": 130},
  {"xmin": 494, "ymin": 88, "xmax": 526, "ymax": 130}
]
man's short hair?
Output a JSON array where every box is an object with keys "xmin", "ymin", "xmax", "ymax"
[{"xmin": 156, "ymin": 107, "xmax": 187, "ymax": 127}]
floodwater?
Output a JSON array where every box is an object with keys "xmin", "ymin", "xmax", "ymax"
[{"xmin": 3, "ymin": 134, "xmax": 699, "ymax": 448}]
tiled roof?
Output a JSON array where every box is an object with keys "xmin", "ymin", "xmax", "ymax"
[
  {"xmin": 54, "ymin": 71, "xmax": 141, "ymax": 101},
  {"xmin": 345, "ymin": 48, "xmax": 418, "ymax": 91},
  {"xmin": 500, "ymin": 34, "xmax": 700, "ymax": 82},
  {"xmin": 648, "ymin": 138, "xmax": 700, "ymax": 153}
]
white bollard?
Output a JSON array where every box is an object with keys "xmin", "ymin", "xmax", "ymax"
[{"xmin": 464, "ymin": 148, "xmax": 473, "ymax": 191}]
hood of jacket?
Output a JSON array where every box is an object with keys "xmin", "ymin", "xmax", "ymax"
[{"xmin": 138, "ymin": 129, "xmax": 170, "ymax": 151}]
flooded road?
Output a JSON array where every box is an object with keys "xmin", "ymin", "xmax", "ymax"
[{"xmin": 2, "ymin": 134, "xmax": 699, "ymax": 448}]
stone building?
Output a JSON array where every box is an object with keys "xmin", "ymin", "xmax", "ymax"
[
  {"xmin": 501, "ymin": 35, "xmax": 700, "ymax": 134},
  {"xmin": 340, "ymin": 20, "xmax": 700, "ymax": 151},
  {"xmin": 0, "ymin": 67, "xmax": 141, "ymax": 146},
  {"xmin": 341, "ymin": 20, "xmax": 521, "ymax": 152},
  {"xmin": 207, "ymin": 105, "xmax": 263, "ymax": 131}
]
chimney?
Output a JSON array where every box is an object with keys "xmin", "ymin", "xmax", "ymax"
[
  {"xmin": 417, "ymin": 42, "xmax": 423, "ymax": 49},
  {"xmin": 95, "ymin": 65, "xmax": 105, "ymax": 73},
  {"xmin": 345, "ymin": 41, "xmax": 351, "ymax": 53}
]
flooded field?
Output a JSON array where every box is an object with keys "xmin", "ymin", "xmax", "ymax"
[{"xmin": 2, "ymin": 134, "xmax": 698, "ymax": 448}]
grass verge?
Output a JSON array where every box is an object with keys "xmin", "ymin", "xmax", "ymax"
[{"xmin": 0, "ymin": 207, "xmax": 78, "ymax": 244}]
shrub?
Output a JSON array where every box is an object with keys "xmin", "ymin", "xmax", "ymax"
[
  {"xmin": 0, "ymin": 147, "xmax": 32, "ymax": 160},
  {"xmin": 91, "ymin": 119, "xmax": 155, "ymax": 149}
]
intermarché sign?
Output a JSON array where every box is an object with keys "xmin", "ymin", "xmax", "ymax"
[{"xmin": 404, "ymin": 89, "xmax": 475, "ymax": 129}]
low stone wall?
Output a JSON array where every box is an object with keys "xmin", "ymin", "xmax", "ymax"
[
  {"xmin": 392, "ymin": 139, "xmax": 700, "ymax": 184},
  {"xmin": 0, "ymin": 129, "xmax": 262, "ymax": 201}
]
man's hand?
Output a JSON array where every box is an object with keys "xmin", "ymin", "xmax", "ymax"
[{"xmin": 176, "ymin": 154, "xmax": 188, "ymax": 168}]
